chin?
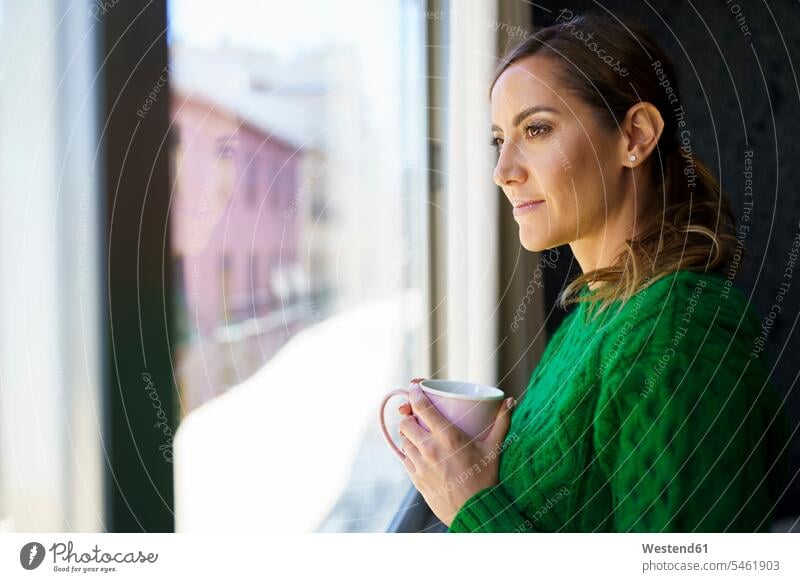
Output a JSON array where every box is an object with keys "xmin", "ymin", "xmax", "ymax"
[{"xmin": 519, "ymin": 233, "xmax": 553, "ymax": 253}]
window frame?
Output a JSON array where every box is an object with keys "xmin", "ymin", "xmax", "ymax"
[{"xmin": 101, "ymin": 0, "xmax": 175, "ymax": 532}]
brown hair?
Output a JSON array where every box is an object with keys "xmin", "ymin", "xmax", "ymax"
[{"xmin": 490, "ymin": 13, "xmax": 741, "ymax": 320}]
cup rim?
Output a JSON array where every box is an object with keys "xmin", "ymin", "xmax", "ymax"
[{"xmin": 418, "ymin": 379, "xmax": 504, "ymax": 401}]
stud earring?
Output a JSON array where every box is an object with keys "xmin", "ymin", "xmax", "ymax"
[{"xmin": 629, "ymin": 154, "xmax": 636, "ymax": 162}]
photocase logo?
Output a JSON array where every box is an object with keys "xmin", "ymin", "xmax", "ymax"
[{"xmin": 20, "ymin": 542, "xmax": 46, "ymax": 570}]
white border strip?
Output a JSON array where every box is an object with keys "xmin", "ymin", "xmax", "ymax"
[{"xmin": 445, "ymin": 0, "xmax": 499, "ymax": 388}]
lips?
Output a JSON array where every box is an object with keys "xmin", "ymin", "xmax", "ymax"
[
  {"xmin": 512, "ymin": 199, "xmax": 545, "ymax": 217},
  {"xmin": 513, "ymin": 199, "xmax": 545, "ymax": 209}
]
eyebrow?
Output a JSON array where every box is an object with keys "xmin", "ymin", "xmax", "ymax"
[{"xmin": 491, "ymin": 105, "xmax": 560, "ymax": 133}]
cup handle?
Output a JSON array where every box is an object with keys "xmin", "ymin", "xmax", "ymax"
[{"xmin": 379, "ymin": 388, "xmax": 411, "ymax": 460}]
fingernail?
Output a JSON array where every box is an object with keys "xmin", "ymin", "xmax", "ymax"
[{"xmin": 506, "ymin": 397, "xmax": 516, "ymax": 409}]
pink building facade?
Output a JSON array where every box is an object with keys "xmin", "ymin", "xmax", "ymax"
[{"xmin": 170, "ymin": 93, "xmax": 306, "ymax": 408}]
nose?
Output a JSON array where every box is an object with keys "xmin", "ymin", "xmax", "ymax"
[{"xmin": 493, "ymin": 147, "xmax": 526, "ymax": 189}]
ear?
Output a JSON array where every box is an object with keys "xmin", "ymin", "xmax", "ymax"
[{"xmin": 620, "ymin": 102, "xmax": 665, "ymax": 168}]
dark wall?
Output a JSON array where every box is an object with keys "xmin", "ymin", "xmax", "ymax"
[{"xmin": 530, "ymin": 1, "xmax": 800, "ymax": 519}]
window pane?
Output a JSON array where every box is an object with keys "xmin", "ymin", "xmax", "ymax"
[{"xmin": 169, "ymin": 0, "xmax": 429, "ymax": 532}]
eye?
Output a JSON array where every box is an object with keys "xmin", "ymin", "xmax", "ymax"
[
  {"xmin": 489, "ymin": 136, "xmax": 504, "ymax": 151},
  {"xmin": 489, "ymin": 122, "xmax": 552, "ymax": 153},
  {"xmin": 524, "ymin": 122, "xmax": 551, "ymax": 138}
]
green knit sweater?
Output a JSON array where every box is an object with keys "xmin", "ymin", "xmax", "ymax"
[{"xmin": 448, "ymin": 269, "xmax": 791, "ymax": 532}]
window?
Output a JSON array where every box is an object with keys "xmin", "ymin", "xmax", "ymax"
[
  {"xmin": 270, "ymin": 162, "xmax": 280, "ymax": 209},
  {"xmin": 215, "ymin": 135, "xmax": 236, "ymax": 159},
  {"xmin": 244, "ymin": 153, "xmax": 259, "ymax": 206},
  {"xmin": 169, "ymin": 0, "xmax": 429, "ymax": 532},
  {"xmin": 250, "ymin": 252, "xmax": 258, "ymax": 295}
]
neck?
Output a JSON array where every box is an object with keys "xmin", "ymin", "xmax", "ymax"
[
  {"xmin": 570, "ymin": 226, "xmax": 631, "ymax": 289},
  {"xmin": 570, "ymin": 189, "xmax": 651, "ymax": 287}
]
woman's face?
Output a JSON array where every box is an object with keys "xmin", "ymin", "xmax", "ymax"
[{"xmin": 490, "ymin": 55, "xmax": 628, "ymax": 254}]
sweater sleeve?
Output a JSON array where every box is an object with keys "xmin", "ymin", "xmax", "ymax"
[
  {"xmin": 447, "ymin": 318, "xmax": 582, "ymax": 533},
  {"xmin": 593, "ymin": 300, "xmax": 789, "ymax": 532},
  {"xmin": 447, "ymin": 481, "xmax": 540, "ymax": 533}
]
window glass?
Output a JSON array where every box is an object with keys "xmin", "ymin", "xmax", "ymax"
[{"xmin": 169, "ymin": 0, "xmax": 429, "ymax": 532}]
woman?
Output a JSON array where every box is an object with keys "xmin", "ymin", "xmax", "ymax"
[{"xmin": 395, "ymin": 13, "xmax": 792, "ymax": 532}]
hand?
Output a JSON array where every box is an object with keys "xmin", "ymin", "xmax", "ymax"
[{"xmin": 396, "ymin": 378, "xmax": 516, "ymax": 527}]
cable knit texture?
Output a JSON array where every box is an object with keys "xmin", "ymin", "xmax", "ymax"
[{"xmin": 448, "ymin": 269, "xmax": 791, "ymax": 533}]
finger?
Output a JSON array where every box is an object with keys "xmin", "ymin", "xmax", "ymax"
[
  {"xmin": 400, "ymin": 436, "xmax": 424, "ymax": 468},
  {"xmin": 485, "ymin": 396, "xmax": 516, "ymax": 446},
  {"xmin": 397, "ymin": 377, "xmax": 425, "ymax": 417},
  {"xmin": 408, "ymin": 384, "xmax": 455, "ymax": 437},
  {"xmin": 399, "ymin": 448, "xmax": 416, "ymax": 473},
  {"xmin": 399, "ymin": 415, "xmax": 431, "ymax": 451}
]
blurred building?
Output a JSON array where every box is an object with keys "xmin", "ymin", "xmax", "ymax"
[{"xmin": 169, "ymin": 44, "xmax": 329, "ymax": 410}]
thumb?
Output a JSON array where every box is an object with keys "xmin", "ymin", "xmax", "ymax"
[{"xmin": 485, "ymin": 396, "xmax": 516, "ymax": 446}]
